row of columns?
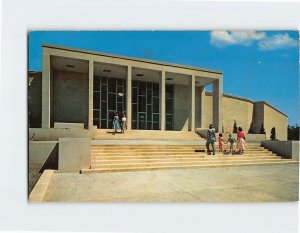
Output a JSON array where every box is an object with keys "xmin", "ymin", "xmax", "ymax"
[{"xmin": 42, "ymin": 55, "xmax": 222, "ymax": 132}]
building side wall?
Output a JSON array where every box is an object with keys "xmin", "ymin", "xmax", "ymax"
[
  {"xmin": 52, "ymin": 70, "xmax": 89, "ymax": 128},
  {"xmin": 202, "ymin": 93, "xmax": 213, "ymax": 128},
  {"xmin": 173, "ymin": 85, "xmax": 189, "ymax": 131},
  {"xmin": 221, "ymin": 96, "xmax": 253, "ymax": 133},
  {"xmin": 29, "ymin": 73, "xmax": 42, "ymax": 128},
  {"xmin": 264, "ymin": 104, "xmax": 288, "ymax": 140}
]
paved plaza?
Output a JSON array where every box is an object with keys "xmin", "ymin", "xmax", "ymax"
[{"xmin": 44, "ymin": 163, "xmax": 299, "ymax": 202}]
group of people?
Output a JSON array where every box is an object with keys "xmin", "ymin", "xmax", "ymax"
[
  {"xmin": 112, "ymin": 112, "xmax": 127, "ymax": 133},
  {"xmin": 206, "ymin": 124, "xmax": 246, "ymax": 155}
]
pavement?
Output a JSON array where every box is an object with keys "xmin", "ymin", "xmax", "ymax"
[{"xmin": 44, "ymin": 163, "xmax": 299, "ymax": 202}]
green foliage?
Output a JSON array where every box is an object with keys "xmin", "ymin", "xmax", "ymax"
[{"xmin": 288, "ymin": 124, "xmax": 299, "ymax": 140}]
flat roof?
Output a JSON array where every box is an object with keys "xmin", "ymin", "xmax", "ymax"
[{"xmin": 43, "ymin": 44, "xmax": 223, "ymax": 75}]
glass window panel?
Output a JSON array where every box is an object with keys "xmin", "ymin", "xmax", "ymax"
[
  {"xmin": 153, "ymin": 113, "xmax": 159, "ymax": 122},
  {"xmin": 132, "ymin": 87, "xmax": 137, "ymax": 103},
  {"xmin": 94, "ymin": 76, "xmax": 100, "ymax": 91},
  {"xmin": 147, "ymin": 105, "xmax": 152, "ymax": 121},
  {"xmin": 138, "ymin": 113, "xmax": 146, "ymax": 129},
  {"xmin": 153, "ymin": 97, "xmax": 159, "ymax": 113},
  {"xmin": 147, "ymin": 121, "xmax": 152, "ymax": 130},
  {"xmin": 108, "ymin": 78, "xmax": 116, "ymax": 93},
  {"xmin": 138, "ymin": 82, "xmax": 146, "ymax": 95},
  {"xmin": 93, "ymin": 110, "xmax": 100, "ymax": 119},
  {"xmin": 132, "ymin": 81, "xmax": 137, "ymax": 88},
  {"xmin": 147, "ymin": 89, "xmax": 152, "ymax": 104},
  {"xmin": 153, "ymin": 122, "xmax": 159, "ymax": 130},
  {"xmin": 166, "ymin": 85, "xmax": 173, "ymax": 99},
  {"xmin": 153, "ymin": 83, "xmax": 159, "ymax": 96},
  {"xmin": 101, "ymin": 103, "xmax": 107, "ymax": 119},
  {"xmin": 108, "ymin": 92, "xmax": 116, "ymax": 110},
  {"xmin": 166, "ymin": 98, "xmax": 173, "ymax": 114},
  {"xmin": 138, "ymin": 96, "xmax": 146, "ymax": 112},
  {"xmin": 108, "ymin": 119, "xmax": 113, "ymax": 129},
  {"xmin": 101, "ymin": 76, "xmax": 107, "ymax": 84},
  {"xmin": 101, "ymin": 84, "xmax": 107, "ymax": 100},
  {"xmin": 132, "ymin": 120, "xmax": 137, "ymax": 129},
  {"xmin": 166, "ymin": 115, "xmax": 173, "ymax": 130},
  {"xmin": 147, "ymin": 82, "xmax": 152, "ymax": 90},
  {"xmin": 132, "ymin": 104, "xmax": 137, "ymax": 121},
  {"xmin": 117, "ymin": 85, "xmax": 124, "ymax": 102},
  {"xmin": 93, "ymin": 92, "xmax": 100, "ymax": 109},
  {"xmin": 101, "ymin": 119, "xmax": 107, "ymax": 129},
  {"xmin": 117, "ymin": 103, "xmax": 123, "ymax": 113}
]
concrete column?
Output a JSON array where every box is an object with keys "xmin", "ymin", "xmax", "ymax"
[
  {"xmin": 189, "ymin": 74, "xmax": 195, "ymax": 131},
  {"xmin": 212, "ymin": 77, "xmax": 223, "ymax": 132},
  {"xmin": 41, "ymin": 51, "xmax": 50, "ymax": 128},
  {"xmin": 159, "ymin": 70, "xmax": 166, "ymax": 130},
  {"xmin": 88, "ymin": 60, "xmax": 94, "ymax": 129},
  {"xmin": 199, "ymin": 85, "xmax": 205, "ymax": 128},
  {"xmin": 126, "ymin": 65, "xmax": 132, "ymax": 130}
]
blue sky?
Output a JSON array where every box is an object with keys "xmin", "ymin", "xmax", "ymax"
[{"xmin": 29, "ymin": 31, "xmax": 299, "ymax": 125}]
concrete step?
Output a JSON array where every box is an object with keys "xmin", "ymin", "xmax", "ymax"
[
  {"xmin": 81, "ymin": 160, "xmax": 298, "ymax": 173},
  {"xmin": 91, "ymin": 147, "xmax": 268, "ymax": 151},
  {"xmin": 91, "ymin": 158, "xmax": 285, "ymax": 168},
  {"xmin": 91, "ymin": 156, "xmax": 281, "ymax": 164},
  {"xmin": 91, "ymin": 151, "xmax": 274, "ymax": 157}
]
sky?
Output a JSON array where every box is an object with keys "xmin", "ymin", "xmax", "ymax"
[{"xmin": 29, "ymin": 31, "xmax": 299, "ymax": 125}]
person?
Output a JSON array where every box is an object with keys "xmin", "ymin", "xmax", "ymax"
[
  {"xmin": 237, "ymin": 127, "xmax": 246, "ymax": 154},
  {"xmin": 206, "ymin": 124, "xmax": 216, "ymax": 155},
  {"xmin": 121, "ymin": 112, "xmax": 127, "ymax": 133},
  {"xmin": 225, "ymin": 134, "xmax": 235, "ymax": 154},
  {"xmin": 112, "ymin": 112, "xmax": 120, "ymax": 133},
  {"xmin": 218, "ymin": 133, "xmax": 224, "ymax": 152}
]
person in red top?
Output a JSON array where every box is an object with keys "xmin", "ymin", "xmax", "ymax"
[
  {"xmin": 237, "ymin": 127, "xmax": 246, "ymax": 154},
  {"xmin": 218, "ymin": 133, "xmax": 224, "ymax": 152}
]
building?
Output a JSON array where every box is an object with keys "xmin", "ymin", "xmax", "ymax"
[{"xmin": 28, "ymin": 44, "xmax": 288, "ymax": 140}]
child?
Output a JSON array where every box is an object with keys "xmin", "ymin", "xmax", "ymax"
[
  {"xmin": 218, "ymin": 133, "xmax": 224, "ymax": 152},
  {"xmin": 225, "ymin": 134, "xmax": 235, "ymax": 154}
]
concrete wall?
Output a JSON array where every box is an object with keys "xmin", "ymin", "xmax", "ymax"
[
  {"xmin": 29, "ymin": 141, "xmax": 58, "ymax": 170},
  {"xmin": 221, "ymin": 96, "xmax": 253, "ymax": 133},
  {"xmin": 52, "ymin": 69, "xmax": 89, "ymax": 128},
  {"xmin": 58, "ymin": 138, "xmax": 91, "ymax": 172},
  {"xmin": 173, "ymin": 85, "xmax": 189, "ymax": 131},
  {"xmin": 29, "ymin": 127, "xmax": 97, "ymax": 141},
  {"xmin": 29, "ymin": 72, "xmax": 42, "ymax": 128},
  {"xmin": 203, "ymin": 92, "xmax": 253, "ymax": 133},
  {"xmin": 261, "ymin": 140, "xmax": 299, "ymax": 160},
  {"xmin": 263, "ymin": 104, "xmax": 288, "ymax": 140}
]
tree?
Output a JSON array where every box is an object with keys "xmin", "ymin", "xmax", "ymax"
[
  {"xmin": 288, "ymin": 124, "xmax": 299, "ymax": 140},
  {"xmin": 260, "ymin": 124, "xmax": 266, "ymax": 134},
  {"xmin": 233, "ymin": 120, "xmax": 237, "ymax": 133}
]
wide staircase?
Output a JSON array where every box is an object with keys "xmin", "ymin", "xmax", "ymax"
[{"xmin": 80, "ymin": 144, "xmax": 298, "ymax": 174}]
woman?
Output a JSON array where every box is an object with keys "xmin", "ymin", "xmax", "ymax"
[
  {"xmin": 112, "ymin": 112, "xmax": 120, "ymax": 133},
  {"xmin": 121, "ymin": 112, "xmax": 127, "ymax": 134},
  {"xmin": 237, "ymin": 127, "xmax": 246, "ymax": 154}
]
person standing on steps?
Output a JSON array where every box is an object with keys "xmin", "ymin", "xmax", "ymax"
[
  {"xmin": 112, "ymin": 112, "xmax": 120, "ymax": 133},
  {"xmin": 206, "ymin": 124, "xmax": 216, "ymax": 155},
  {"xmin": 121, "ymin": 112, "xmax": 127, "ymax": 134},
  {"xmin": 237, "ymin": 127, "xmax": 246, "ymax": 154}
]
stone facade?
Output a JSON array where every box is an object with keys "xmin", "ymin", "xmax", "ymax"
[{"xmin": 28, "ymin": 44, "xmax": 288, "ymax": 140}]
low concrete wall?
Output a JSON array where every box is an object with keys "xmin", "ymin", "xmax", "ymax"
[
  {"xmin": 29, "ymin": 141, "xmax": 58, "ymax": 169},
  {"xmin": 58, "ymin": 138, "xmax": 91, "ymax": 172},
  {"xmin": 29, "ymin": 169, "xmax": 54, "ymax": 202},
  {"xmin": 261, "ymin": 140, "xmax": 299, "ymax": 160},
  {"xmin": 54, "ymin": 122, "xmax": 84, "ymax": 129},
  {"xmin": 29, "ymin": 127, "xmax": 97, "ymax": 141}
]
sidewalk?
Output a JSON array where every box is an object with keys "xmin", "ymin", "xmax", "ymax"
[{"xmin": 44, "ymin": 163, "xmax": 299, "ymax": 202}]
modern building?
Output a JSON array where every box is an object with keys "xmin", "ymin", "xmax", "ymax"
[{"xmin": 29, "ymin": 44, "xmax": 288, "ymax": 140}]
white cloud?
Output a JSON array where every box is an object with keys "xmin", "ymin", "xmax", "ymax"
[
  {"xmin": 210, "ymin": 30, "xmax": 266, "ymax": 48},
  {"xmin": 258, "ymin": 33, "xmax": 299, "ymax": 51}
]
